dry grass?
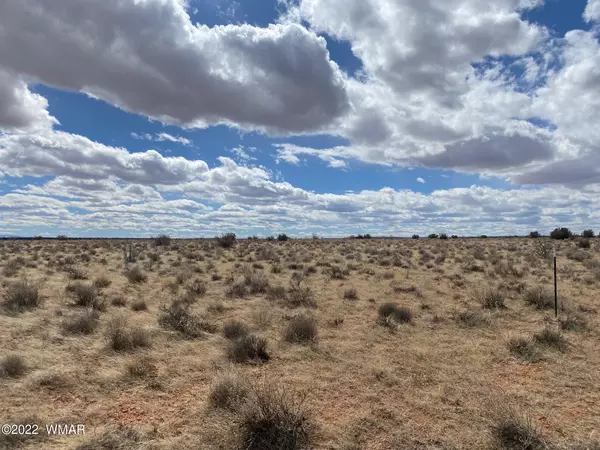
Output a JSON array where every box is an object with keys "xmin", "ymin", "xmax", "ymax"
[
  {"xmin": 1, "ymin": 237, "xmax": 599, "ymax": 449},
  {"xmin": 1, "ymin": 278, "xmax": 43, "ymax": 313},
  {"xmin": 235, "ymin": 384, "xmax": 313, "ymax": 450}
]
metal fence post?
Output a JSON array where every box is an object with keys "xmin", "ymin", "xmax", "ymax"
[{"xmin": 553, "ymin": 244, "xmax": 558, "ymax": 318}]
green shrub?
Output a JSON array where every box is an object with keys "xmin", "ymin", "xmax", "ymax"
[
  {"xmin": 216, "ymin": 233, "xmax": 237, "ymax": 248},
  {"xmin": 154, "ymin": 235, "xmax": 172, "ymax": 246},
  {"xmin": 550, "ymin": 227, "xmax": 572, "ymax": 240},
  {"xmin": 582, "ymin": 229, "xmax": 595, "ymax": 238}
]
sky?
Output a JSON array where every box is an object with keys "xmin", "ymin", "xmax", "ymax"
[{"xmin": 1, "ymin": 0, "xmax": 600, "ymax": 238}]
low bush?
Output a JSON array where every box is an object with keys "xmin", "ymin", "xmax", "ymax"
[
  {"xmin": 227, "ymin": 334, "xmax": 270, "ymax": 364},
  {"xmin": 507, "ymin": 336, "xmax": 542, "ymax": 363},
  {"xmin": 378, "ymin": 303, "xmax": 413, "ymax": 326},
  {"xmin": 490, "ymin": 406, "xmax": 548, "ymax": 450},
  {"xmin": 479, "ymin": 288, "xmax": 505, "ymax": 309},
  {"xmin": 223, "ymin": 319, "xmax": 250, "ymax": 340},
  {"xmin": 1, "ymin": 354, "xmax": 27, "ymax": 378},
  {"xmin": 62, "ymin": 309, "xmax": 100, "ymax": 335},
  {"xmin": 523, "ymin": 286, "xmax": 554, "ymax": 310},
  {"xmin": 235, "ymin": 385, "xmax": 313, "ymax": 450},
  {"xmin": 158, "ymin": 299, "xmax": 216, "ymax": 338},
  {"xmin": 106, "ymin": 318, "xmax": 151, "ymax": 351},
  {"xmin": 66, "ymin": 283, "xmax": 104, "ymax": 310},
  {"xmin": 2, "ymin": 279, "xmax": 43, "ymax": 313},
  {"xmin": 284, "ymin": 314, "xmax": 318, "ymax": 344},
  {"xmin": 287, "ymin": 282, "xmax": 316, "ymax": 308},
  {"xmin": 533, "ymin": 327, "xmax": 567, "ymax": 351},
  {"xmin": 131, "ymin": 300, "xmax": 148, "ymax": 311},
  {"xmin": 343, "ymin": 287, "xmax": 358, "ymax": 300},
  {"xmin": 124, "ymin": 266, "xmax": 147, "ymax": 284},
  {"xmin": 456, "ymin": 310, "xmax": 490, "ymax": 328},
  {"xmin": 126, "ymin": 356, "xmax": 157, "ymax": 378},
  {"xmin": 208, "ymin": 373, "xmax": 249, "ymax": 411}
]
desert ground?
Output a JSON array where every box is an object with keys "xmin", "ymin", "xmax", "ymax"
[{"xmin": 1, "ymin": 235, "xmax": 599, "ymax": 450}]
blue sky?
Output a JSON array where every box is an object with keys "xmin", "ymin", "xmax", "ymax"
[{"xmin": 1, "ymin": 0, "xmax": 600, "ymax": 237}]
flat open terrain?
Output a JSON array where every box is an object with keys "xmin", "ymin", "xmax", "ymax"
[{"xmin": 1, "ymin": 237, "xmax": 599, "ymax": 449}]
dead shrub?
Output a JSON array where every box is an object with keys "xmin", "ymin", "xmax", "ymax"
[
  {"xmin": 74, "ymin": 425, "xmax": 143, "ymax": 450},
  {"xmin": 235, "ymin": 384, "xmax": 313, "ymax": 450},
  {"xmin": 456, "ymin": 310, "xmax": 491, "ymax": 328},
  {"xmin": 106, "ymin": 318, "xmax": 151, "ymax": 351},
  {"xmin": 284, "ymin": 313, "xmax": 318, "ymax": 344},
  {"xmin": 524, "ymin": 286, "xmax": 554, "ymax": 310},
  {"xmin": 507, "ymin": 336, "xmax": 542, "ymax": 363},
  {"xmin": 62, "ymin": 309, "xmax": 100, "ymax": 335},
  {"xmin": 2, "ymin": 279, "xmax": 44, "ymax": 313},
  {"xmin": 287, "ymin": 280, "xmax": 316, "ymax": 308},
  {"xmin": 131, "ymin": 300, "xmax": 148, "ymax": 312},
  {"xmin": 1, "ymin": 354, "xmax": 27, "ymax": 378},
  {"xmin": 126, "ymin": 356, "xmax": 157, "ymax": 378},
  {"xmin": 489, "ymin": 405, "xmax": 549, "ymax": 450},
  {"xmin": 227, "ymin": 334, "xmax": 270, "ymax": 364},
  {"xmin": 93, "ymin": 276, "xmax": 112, "ymax": 289},
  {"xmin": 223, "ymin": 319, "xmax": 250, "ymax": 340},
  {"xmin": 559, "ymin": 312, "xmax": 588, "ymax": 332},
  {"xmin": 343, "ymin": 287, "xmax": 358, "ymax": 300},
  {"xmin": 377, "ymin": 303, "xmax": 412, "ymax": 326},
  {"xmin": 208, "ymin": 373, "xmax": 249, "ymax": 411},
  {"xmin": 158, "ymin": 299, "xmax": 216, "ymax": 338},
  {"xmin": 66, "ymin": 282, "xmax": 104, "ymax": 310},
  {"xmin": 479, "ymin": 287, "xmax": 506, "ymax": 309},
  {"xmin": 533, "ymin": 327, "xmax": 567, "ymax": 351},
  {"xmin": 124, "ymin": 266, "xmax": 147, "ymax": 283}
]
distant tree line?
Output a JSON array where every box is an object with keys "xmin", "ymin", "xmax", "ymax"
[
  {"xmin": 1, "ymin": 228, "xmax": 597, "ymax": 241},
  {"xmin": 528, "ymin": 228, "xmax": 595, "ymax": 240}
]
